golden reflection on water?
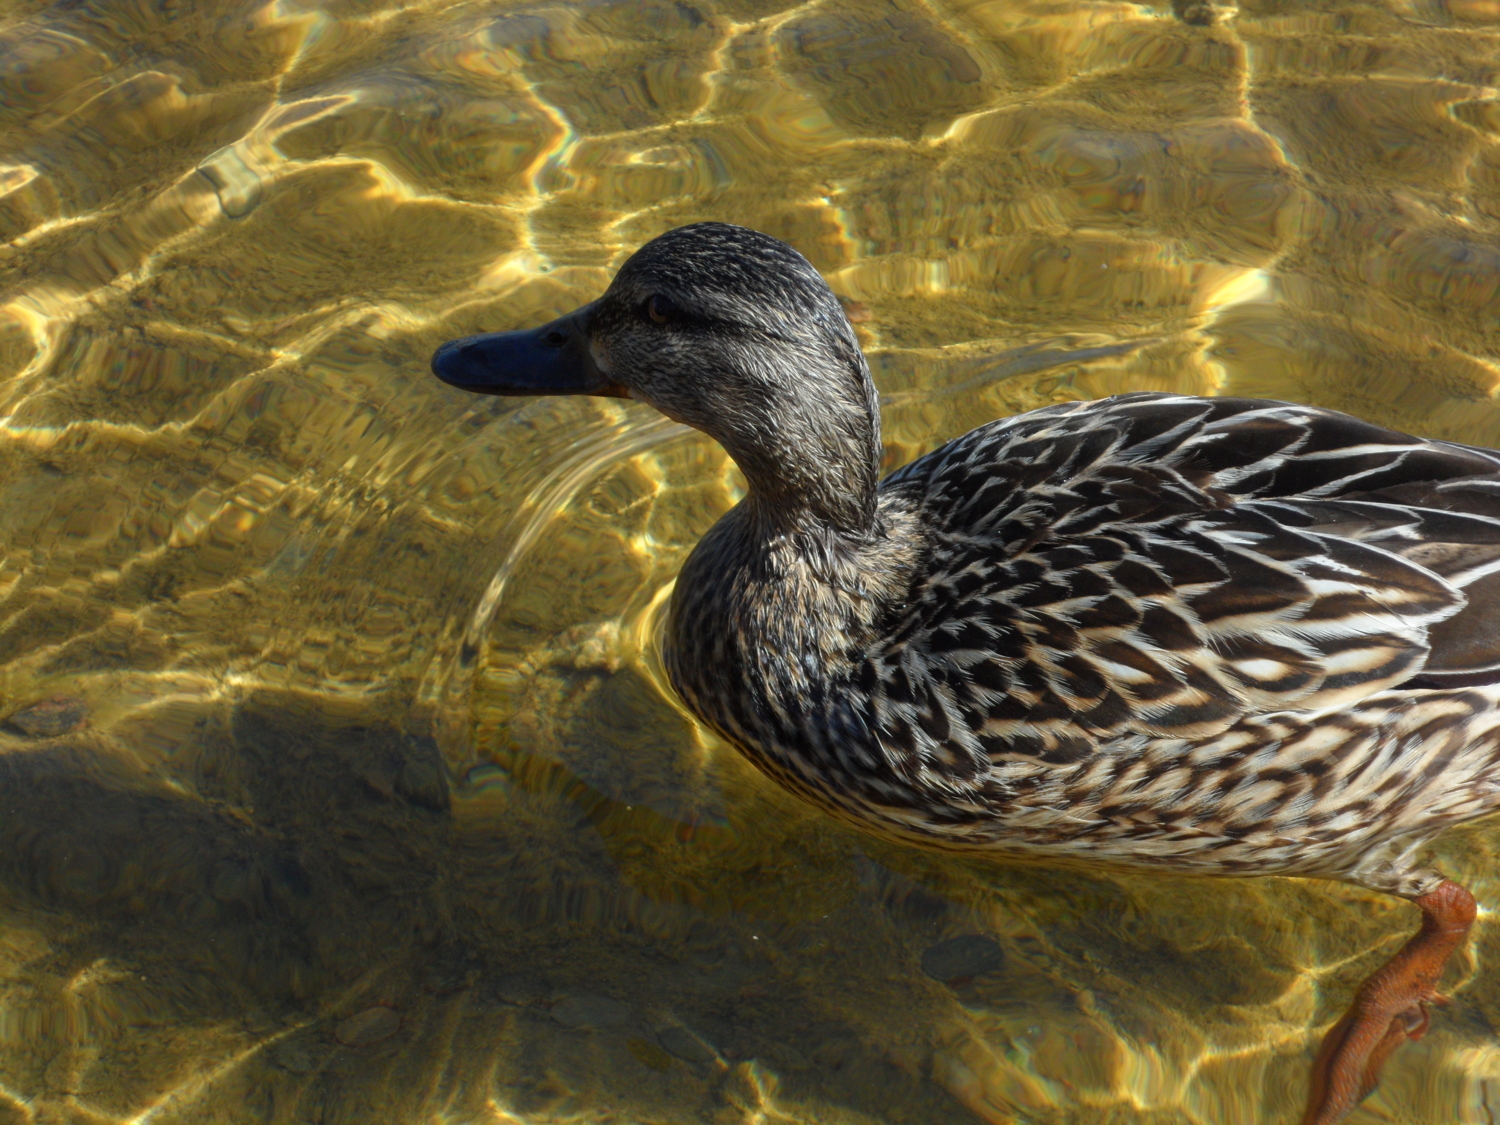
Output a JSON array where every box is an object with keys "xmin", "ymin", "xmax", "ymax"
[{"xmin": 3, "ymin": 0, "xmax": 1500, "ymax": 1121}]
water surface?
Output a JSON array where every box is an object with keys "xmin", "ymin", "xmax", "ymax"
[{"xmin": 3, "ymin": 0, "xmax": 1500, "ymax": 1121}]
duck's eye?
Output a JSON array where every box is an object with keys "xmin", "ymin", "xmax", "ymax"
[{"xmin": 645, "ymin": 295, "xmax": 676, "ymax": 325}]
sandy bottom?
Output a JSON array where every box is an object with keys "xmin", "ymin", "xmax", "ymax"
[{"xmin": 3, "ymin": 0, "xmax": 1500, "ymax": 1119}]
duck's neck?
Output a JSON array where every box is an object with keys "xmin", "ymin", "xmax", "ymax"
[
  {"xmin": 666, "ymin": 480, "xmax": 921, "ymax": 730},
  {"xmin": 733, "ymin": 487, "xmax": 921, "ymax": 618},
  {"xmin": 713, "ymin": 387, "xmax": 883, "ymax": 540}
]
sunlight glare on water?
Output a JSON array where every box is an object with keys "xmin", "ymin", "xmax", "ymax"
[{"xmin": 2, "ymin": 0, "xmax": 1500, "ymax": 1122}]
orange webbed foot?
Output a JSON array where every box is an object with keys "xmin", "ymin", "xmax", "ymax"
[{"xmin": 1302, "ymin": 880, "xmax": 1476, "ymax": 1125}]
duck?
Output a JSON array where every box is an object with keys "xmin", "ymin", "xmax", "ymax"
[{"xmin": 433, "ymin": 222, "xmax": 1500, "ymax": 1124}]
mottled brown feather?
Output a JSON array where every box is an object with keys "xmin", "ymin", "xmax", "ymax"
[{"xmin": 667, "ymin": 393, "xmax": 1500, "ymax": 895}]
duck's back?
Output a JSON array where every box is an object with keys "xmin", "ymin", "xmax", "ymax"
[
  {"xmin": 878, "ymin": 391, "xmax": 1500, "ymax": 735},
  {"xmin": 674, "ymin": 393, "xmax": 1500, "ymax": 879}
]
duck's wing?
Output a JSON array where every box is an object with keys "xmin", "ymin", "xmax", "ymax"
[{"xmin": 871, "ymin": 394, "xmax": 1500, "ymax": 773}]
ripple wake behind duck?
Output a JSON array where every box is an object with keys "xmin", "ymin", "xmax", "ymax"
[{"xmin": 432, "ymin": 222, "xmax": 1500, "ymax": 1124}]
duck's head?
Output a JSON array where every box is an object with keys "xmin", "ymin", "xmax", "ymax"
[{"xmin": 432, "ymin": 223, "xmax": 881, "ymax": 535}]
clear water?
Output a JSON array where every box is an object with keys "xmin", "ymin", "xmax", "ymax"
[{"xmin": 2, "ymin": 0, "xmax": 1500, "ymax": 1121}]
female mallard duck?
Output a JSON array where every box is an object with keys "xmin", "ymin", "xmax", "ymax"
[{"xmin": 433, "ymin": 222, "xmax": 1500, "ymax": 1124}]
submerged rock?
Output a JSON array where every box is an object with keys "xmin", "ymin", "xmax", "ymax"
[
  {"xmin": 335, "ymin": 1006, "xmax": 401, "ymax": 1045},
  {"xmin": 920, "ymin": 934, "xmax": 1003, "ymax": 983},
  {"xmin": 422, "ymin": 952, "xmax": 479, "ymax": 996},
  {"xmin": 627, "ymin": 1036, "xmax": 676, "ymax": 1070},
  {"xmin": 5, "ymin": 697, "xmax": 85, "ymax": 738},
  {"xmin": 490, "ymin": 973, "xmax": 551, "ymax": 1006},
  {"xmin": 550, "ymin": 994, "xmax": 632, "ymax": 1029},
  {"xmin": 657, "ymin": 1024, "xmax": 717, "ymax": 1063}
]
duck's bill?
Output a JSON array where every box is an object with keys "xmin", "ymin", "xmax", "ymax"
[{"xmin": 430, "ymin": 304, "xmax": 628, "ymax": 398}]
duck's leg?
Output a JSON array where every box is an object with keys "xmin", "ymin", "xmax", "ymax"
[{"xmin": 1302, "ymin": 879, "xmax": 1476, "ymax": 1125}]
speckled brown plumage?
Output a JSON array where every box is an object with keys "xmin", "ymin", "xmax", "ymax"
[
  {"xmin": 432, "ymin": 222, "xmax": 1500, "ymax": 1124},
  {"xmin": 667, "ymin": 392, "xmax": 1500, "ymax": 899}
]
